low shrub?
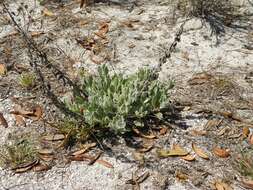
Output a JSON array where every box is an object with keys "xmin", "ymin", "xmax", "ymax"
[{"xmin": 66, "ymin": 65, "xmax": 173, "ymax": 135}]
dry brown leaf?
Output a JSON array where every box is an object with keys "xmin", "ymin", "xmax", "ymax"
[
  {"xmin": 241, "ymin": 179, "xmax": 253, "ymax": 189},
  {"xmin": 96, "ymin": 159, "xmax": 114, "ymax": 168},
  {"xmin": 42, "ymin": 134, "xmax": 65, "ymax": 141},
  {"xmin": 14, "ymin": 114, "xmax": 26, "ymax": 126},
  {"xmin": 94, "ymin": 22, "xmax": 109, "ymax": 39},
  {"xmin": 69, "ymin": 154, "xmax": 113, "ymax": 168},
  {"xmin": 214, "ymin": 181, "xmax": 232, "ymax": 190},
  {"xmin": 159, "ymin": 127, "xmax": 168, "ymax": 135},
  {"xmin": 0, "ymin": 64, "xmax": 7, "ymax": 76},
  {"xmin": 38, "ymin": 149, "xmax": 53, "ymax": 155},
  {"xmin": 39, "ymin": 154, "xmax": 54, "ymax": 162},
  {"xmin": 30, "ymin": 105, "xmax": 43, "ymax": 121},
  {"xmin": 243, "ymin": 127, "xmax": 250, "ymax": 138},
  {"xmin": 72, "ymin": 143, "xmax": 97, "ymax": 156},
  {"xmin": 157, "ymin": 144, "xmax": 188, "ymax": 157},
  {"xmin": 181, "ymin": 154, "xmax": 195, "ymax": 161},
  {"xmin": 0, "ymin": 112, "xmax": 8, "ymax": 128},
  {"xmin": 213, "ymin": 147, "xmax": 230, "ymax": 158},
  {"xmin": 69, "ymin": 154, "xmax": 90, "ymax": 161},
  {"xmin": 192, "ymin": 143, "xmax": 209, "ymax": 160},
  {"xmin": 43, "ymin": 8, "xmax": 54, "ymax": 17},
  {"xmin": 188, "ymin": 73, "xmax": 212, "ymax": 85},
  {"xmin": 13, "ymin": 160, "xmax": 39, "ymax": 173},
  {"xmin": 33, "ymin": 163, "xmax": 50, "ymax": 172}
]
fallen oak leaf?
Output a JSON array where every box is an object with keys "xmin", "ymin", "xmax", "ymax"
[
  {"xmin": 33, "ymin": 163, "xmax": 50, "ymax": 172},
  {"xmin": 30, "ymin": 105, "xmax": 43, "ymax": 121},
  {"xmin": 241, "ymin": 179, "xmax": 253, "ymax": 189},
  {"xmin": 96, "ymin": 159, "xmax": 114, "ymax": 168},
  {"xmin": 157, "ymin": 144, "xmax": 188, "ymax": 157},
  {"xmin": 0, "ymin": 112, "xmax": 8, "ymax": 128},
  {"xmin": 12, "ymin": 160, "xmax": 39, "ymax": 173},
  {"xmin": 213, "ymin": 147, "xmax": 230, "ymax": 158},
  {"xmin": 181, "ymin": 154, "xmax": 195, "ymax": 161},
  {"xmin": 69, "ymin": 154, "xmax": 113, "ymax": 168},
  {"xmin": 192, "ymin": 143, "xmax": 209, "ymax": 160},
  {"xmin": 38, "ymin": 154, "xmax": 54, "ymax": 162},
  {"xmin": 14, "ymin": 114, "xmax": 26, "ymax": 126},
  {"xmin": 38, "ymin": 149, "xmax": 53, "ymax": 155}
]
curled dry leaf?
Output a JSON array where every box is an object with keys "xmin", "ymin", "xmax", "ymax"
[
  {"xmin": 14, "ymin": 114, "xmax": 26, "ymax": 126},
  {"xmin": 33, "ymin": 163, "xmax": 50, "ymax": 172},
  {"xmin": 39, "ymin": 154, "xmax": 54, "ymax": 162},
  {"xmin": 181, "ymin": 154, "xmax": 195, "ymax": 161},
  {"xmin": 71, "ymin": 143, "xmax": 97, "ymax": 156},
  {"xmin": 192, "ymin": 143, "xmax": 209, "ymax": 160},
  {"xmin": 10, "ymin": 105, "xmax": 43, "ymax": 121},
  {"xmin": 213, "ymin": 147, "xmax": 230, "ymax": 158},
  {"xmin": 0, "ymin": 112, "xmax": 8, "ymax": 128},
  {"xmin": 157, "ymin": 144, "xmax": 188, "ymax": 157},
  {"xmin": 188, "ymin": 73, "xmax": 212, "ymax": 85},
  {"xmin": 241, "ymin": 179, "xmax": 253, "ymax": 189},
  {"xmin": 95, "ymin": 22, "xmax": 109, "ymax": 39},
  {"xmin": 30, "ymin": 105, "xmax": 43, "ymax": 121},
  {"xmin": 13, "ymin": 160, "xmax": 39, "ymax": 173},
  {"xmin": 159, "ymin": 127, "xmax": 168, "ymax": 135},
  {"xmin": 69, "ymin": 154, "xmax": 113, "ymax": 168},
  {"xmin": 96, "ymin": 159, "xmax": 114, "ymax": 168},
  {"xmin": 38, "ymin": 149, "xmax": 53, "ymax": 155}
]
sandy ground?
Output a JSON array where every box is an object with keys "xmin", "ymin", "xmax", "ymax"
[{"xmin": 0, "ymin": 0, "xmax": 253, "ymax": 189}]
